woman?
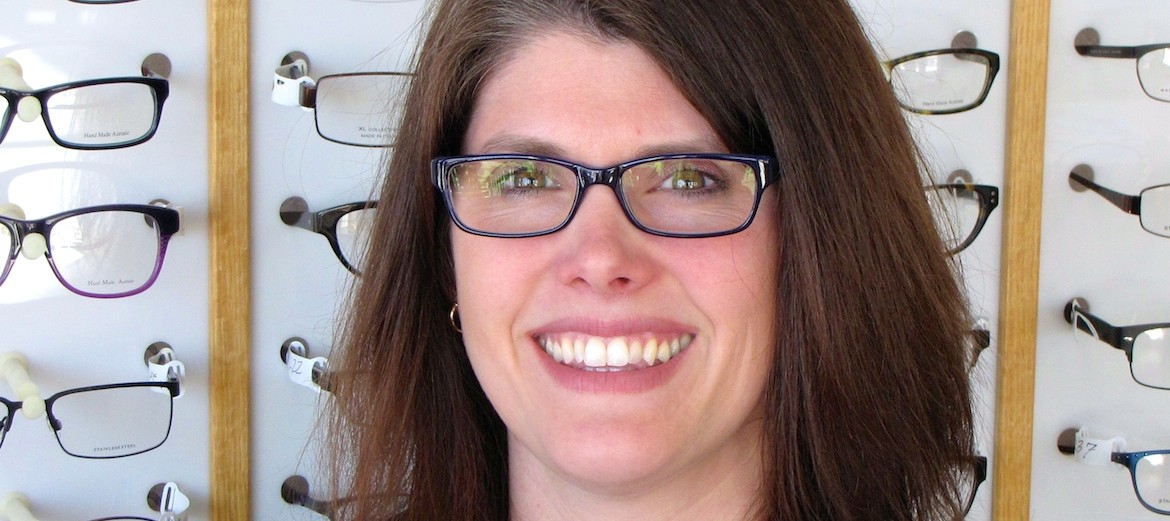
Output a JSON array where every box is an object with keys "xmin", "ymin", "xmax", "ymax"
[{"xmin": 324, "ymin": 0, "xmax": 976, "ymax": 519}]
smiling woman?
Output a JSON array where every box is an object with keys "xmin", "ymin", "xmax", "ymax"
[{"xmin": 322, "ymin": 1, "xmax": 976, "ymax": 520}]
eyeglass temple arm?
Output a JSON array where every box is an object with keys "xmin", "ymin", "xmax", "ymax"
[
  {"xmin": 1075, "ymin": 44, "xmax": 1139, "ymax": 58},
  {"xmin": 1069, "ymin": 171, "xmax": 1141, "ymax": 215},
  {"xmin": 0, "ymin": 352, "xmax": 43, "ymax": 419},
  {"xmin": 1063, "ymin": 299, "xmax": 1125, "ymax": 351}
]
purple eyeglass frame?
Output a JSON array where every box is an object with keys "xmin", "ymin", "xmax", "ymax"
[{"xmin": 0, "ymin": 203, "xmax": 180, "ymax": 298}]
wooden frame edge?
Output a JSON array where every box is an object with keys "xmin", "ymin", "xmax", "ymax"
[
  {"xmin": 994, "ymin": 0, "xmax": 1049, "ymax": 518},
  {"xmin": 208, "ymin": 1, "xmax": 251, "ymax": 519}
]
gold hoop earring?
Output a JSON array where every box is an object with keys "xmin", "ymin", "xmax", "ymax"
[{"xmin": 449, "ymin": 303, "xmax": 462, "ymax": 333}]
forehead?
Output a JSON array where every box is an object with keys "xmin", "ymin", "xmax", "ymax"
[{"xmin": 463, "ymin": 32, "xmax": 724, "ymax": 160}]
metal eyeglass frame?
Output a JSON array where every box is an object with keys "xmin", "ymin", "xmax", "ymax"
[
  {"xmin": 1074, "ymin": 27, "xmax": 1170, "ymax": 102},
  {"xmin": 431, "ymin": 153, "xmax": 780, "ymax": 239},
  {"xmin": 0, "ymin": 60, "xmax": 169, "ymax": 150},
  {"xmin": 1058, "ymin": 427, "xmax": 1170, "ymax": 516},
  {"xmin": 925, "ymin": 182, "xmax": 1000, "ymax": 254},
  {"xmin": 882, "ymin": 48, "xmax": 1001, "ymax": 115},
  {"xmin": 1069, "ymin": 170, "xmax": 1170, "ymax": 238},
  {"xmin": 271, "ymin": 53, "xmax": 409, "ymax": 147},
  {"xmin": 279, "ymin": 196, "xmax": 377, "ymax": 274},
  {"xmin": 1063, "ymin": 298, "xmax": 1170, "ymax": 390},
  {"xmin": 0, "ymin": 203, "xmax": 181, "ymax": 298},
  {"xmin": 0, "ymin": 379, "xmax": 181, "ymax": 459}
]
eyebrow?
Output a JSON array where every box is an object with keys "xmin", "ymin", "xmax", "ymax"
[{"xmin": 473, "ymin": 134, "xmax": 729, "ymax": 164}]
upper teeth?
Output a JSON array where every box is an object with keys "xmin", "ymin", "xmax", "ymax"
[{"xmin": 538, "ymin": 334, "xmax": 694, "ymax": 371}]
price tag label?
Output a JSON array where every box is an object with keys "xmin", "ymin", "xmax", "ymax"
[{"xmin": 1074, "ymin": 428, "xmax": 1122, "ymax": 466}]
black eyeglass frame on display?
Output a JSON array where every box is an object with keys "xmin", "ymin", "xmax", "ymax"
[
  {"xmin": 1063, "ymin": 298, "xmax": 1170, "ymax": 390},
  {"xmin": 432, "ymin": 153, "xmax": 780, "ymax": 239},
  {"xmin": 0, "ymin": 379, "xmax": 180, "ymax": 459},
  {"xmin": 0, "ymin": 77, "xmax": 169, "ymax": 150},
  {"xmin": 279, "ymin": 197, "xmax": 377, "ymax": 274},
  {"xmin": 882, "ymin": 48, "xmax": 1001, "ymax": 115}
]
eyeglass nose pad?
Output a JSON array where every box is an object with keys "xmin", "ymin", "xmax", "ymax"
[
  {"xmin": 20, "ymin": 233, "xmax": 46, "ymax": 260},
  {"xmin": 16, "ymin": 96, "xmax": 40, "ymax": 123}
]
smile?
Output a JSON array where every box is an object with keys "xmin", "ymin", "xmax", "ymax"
[{"xmin": 536, "ymin": 333, "xmax": 695, "ymax": 371}]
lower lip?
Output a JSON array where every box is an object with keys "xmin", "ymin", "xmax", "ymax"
[{"xmin": 533, "ymin": 341, "xmax": 687, "ymax": 394}]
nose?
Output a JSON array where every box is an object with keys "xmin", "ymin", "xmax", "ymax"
[{"xmin": 553, "ymin": 185, "xmax": 654, "ymax": 295}]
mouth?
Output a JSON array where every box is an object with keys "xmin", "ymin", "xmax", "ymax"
[{"xmin": 536, "ymin": 333, "xmax": 695, "ymax": 371}]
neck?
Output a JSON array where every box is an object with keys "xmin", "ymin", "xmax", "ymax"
[{"xmin": 507, "ymin": 424, "xmax": 764, "ymax": 521}]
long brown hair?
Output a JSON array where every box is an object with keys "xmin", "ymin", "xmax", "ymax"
[{"xmin": 323, "ymin": 1, "xmax": 975, "ymax": 520}]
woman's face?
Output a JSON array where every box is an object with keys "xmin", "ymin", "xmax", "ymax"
[{"xmin": 453, "ymin": 33, "xmax": 780, "ymax": 491}]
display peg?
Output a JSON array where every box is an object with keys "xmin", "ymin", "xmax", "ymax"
[
  {"xmin": 0, "ymin": 353, "xmax": 43, "ymax": 419},
  {"xmin": 1075, "ymin": 27, "xmax": 1101, "ymax": 48},
  {"xmin": 141, "ymin": 53, "xmax": 172, "ymax": 80},
  {"xmin": 946, "ymin": 169, "xmax": 973, "ymax": 185},
  {"xmin": 1069, "ymin": 164, "xmax": 1093, "ymax": 192},
  {"xmin": 951, "ymin": 30, "xmax": 978, "ymax": 49},
  {"xmin": 0, "ymin": 203, "xmax": 25, "ymax": 220},
  {"xmin": 272, "ymin": 51, "xmax": 313, "ymax": 107},
  {"xmin": 0, "ymin": 492, "xmax": 37, "ymax": 521},
  {"xmin": 147, "ymin": 482, "xmax": 191, "ymax": 521},
  {"xmin": 280, "ymin": 337, "xmax": 330, "ymax": 393},
  {"xmin": 281, "ymin": 475, "xmax": 335, "ymax": 518},
  {"xmin": 0, "ymin": 58, "xmax": 39, "ymax": 123},
  {"xmin": 145, "ymin": 342, "xmax": 186, "ymax": 398}
]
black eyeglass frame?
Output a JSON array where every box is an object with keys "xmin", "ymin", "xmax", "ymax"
[
  {"xmin": 926, "ymin": 183, "xmax": 1000, "ymax": 254},
  {"xmin": 0, "ymin": 204, "xmax": 181, "ymax": 298},
  {"xmin": 1058, "ymin": 429, "xmax": 1170, "ymax": 515},
  {"xmin": 1063, "ymin": 299, "xmax": 1170, "ymax": 390},
  {"xmin": 882, "ymin": 48, "xmax": 1001, "ymax": 115},
  {"xmin": 1069, "ymin": 171, "xmax": 1170, "ymax": 238},
  {"xmin": 0, "ymin": 76, "xmax": 169, "ymax": 150},
  {"xmin": 962, "ymin": 455, "xmax": 989, "ymax": 515},
  {"xmin": 0, "ymin": 379, "xmax": 181, "ymax": 459},
  {"xmin": 431, "ymin": 153, "xmax": 780, "ymax": 239},
  {"xmin": 279, "ymin": 197, "xmax": 377, "ymax": 274}
]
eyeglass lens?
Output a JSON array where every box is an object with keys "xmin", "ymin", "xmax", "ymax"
[
  {"xmin": 49, "ymin": 384, "xmax": 174, "ymax": 458},
  {"xmin": 0, "ymin": 384, "xmax": 173, "ymax": 458},
  {"xmin": 1131, "ymin": 327, "xmax": 1170, "ymax": 388},
  {"xmin": 1134, "ymin": 453, "xmax": 1170, "ymax": 513},
  {"xmin": 335, "ymin": 207, "xmax": 374, "ymax": 271},
  {"xmin": 445, "ymin": 157, "xmax": 760, "ymax": 236},
  {"xmin": 1137, "ymin": 48, "xmax": 1170, "ymax": 102},
  {"xmin": 313, "ymin": 74, "xmax": 408, "ymax": 147},
  {"xmin": 889, "ymin": 52, "xmax": 992, "ymax": 113},
  {"xmin": 925, "ymin": 185, "xmax": 985, "ymax": 252},
  {"xmin": 1140, "ymin": 185, "xmax": 1170, "ymax": 237},
  {"xmin": 1, "ymin": 209, "xmax": 166, "ymax": 297},
  {"xmin": 0, "ymin": 82, "xmax": 161, "ymax": 149}
]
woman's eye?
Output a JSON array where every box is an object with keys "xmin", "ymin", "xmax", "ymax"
[
  {"xmin": 492, "ymin": 163, "xmax": 556, "ymax": 191},
  {"xmin": 660, "ymin": 168, "xmax": 709, "ymax": 190}
]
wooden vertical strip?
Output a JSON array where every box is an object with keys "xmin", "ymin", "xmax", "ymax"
[
  {"xmin": 208, "ymin": 0, "xmax": 250, "ymax": 519},
  {"xmin": 995, "ymin": 0, "xmax": 1049, "ymax": 519}
]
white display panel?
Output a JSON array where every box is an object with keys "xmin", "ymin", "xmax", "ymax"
[
  {"xmin": 0, "ymin": 1, "xmax": 209, "ymax": 520},
  {"xmin": 249, "ymin": 1, "xmax": 428, "ymax": 519},
  {"xmin": 1033, "ymin": 2, "xmax": 1170, "ymax": 519}
]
